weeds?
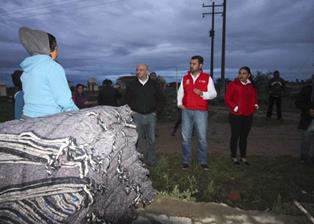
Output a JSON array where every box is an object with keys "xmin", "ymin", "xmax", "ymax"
[{"xmin": 149, "ymin": 153, "xmax": 314, "ymax": 215}]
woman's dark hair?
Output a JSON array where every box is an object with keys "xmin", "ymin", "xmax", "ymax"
[
  {"xmin": 239, "ymin": 66, "xmax": 255, "ymax": 87},
  {"xmin": 76, "ymin": 83, "xmax": 84, "ymax": 89},
  {"xmin": 11, "ymin": 70, "xmax": 23, "ymax": 91},
  {"xmin": 48, "ymin": 33, "xmax": 57, "ymax": 52}
]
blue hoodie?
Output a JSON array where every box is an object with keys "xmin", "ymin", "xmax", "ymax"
[{"xmin": 20, "ymin": 55, "xmax": 78, "ymax": 117}]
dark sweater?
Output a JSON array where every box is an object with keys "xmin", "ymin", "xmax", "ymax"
[
  {"xmin": 268, "ymin": 78, "xmax": 286, "ymax": 97},
  {"xmin": 125, "ymin": 78, "xmax": 163, "ymax": 114}
]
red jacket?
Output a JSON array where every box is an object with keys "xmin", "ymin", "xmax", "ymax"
[
  {"xmin": 225, "ymin": 79, "xmax": 258, "ymax": 116},
  {"xmin": 182, "ymin": 72, "xmax": 210, "ymax": 111}
]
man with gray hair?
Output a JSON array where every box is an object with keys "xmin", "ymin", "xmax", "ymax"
[
  {"xmin": 295, "ymin": 74, "xmax": 314, "ymax": 164},
  {"xmin": 125, "ymin": 64, "xmax": 164, "ymax": 166}
]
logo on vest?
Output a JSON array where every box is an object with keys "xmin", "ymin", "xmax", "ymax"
[
  {"xmin": 199, "ymin": 80, "xmax": 206, "ymax": 83},
  {"xmin": 186, "ymin": 79, "xmax": 190, "ymax": 85}
]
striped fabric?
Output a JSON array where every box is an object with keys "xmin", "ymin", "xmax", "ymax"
[{"xmin": 0, "ymin": 105, "xmax": 156, "ymax": 223}]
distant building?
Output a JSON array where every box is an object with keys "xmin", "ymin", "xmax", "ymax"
[
  {"xmin": 87, "ymin": 78, "xmax": 99, "ymax": 92},
  {"xmin": 0, "ymin": 83, "xmax": 7, "ymax": 97}
]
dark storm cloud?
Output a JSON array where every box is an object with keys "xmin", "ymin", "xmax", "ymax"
[{"xmin": 0, "ymin": 0, "xmax": 313, "ymax": 85}]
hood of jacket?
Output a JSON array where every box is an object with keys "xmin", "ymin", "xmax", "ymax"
[{"xmin": 19, "ymin": 27, "xmax": 51, "ymax": 56}]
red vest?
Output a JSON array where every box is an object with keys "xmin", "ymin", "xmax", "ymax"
[{"xmin": 182, "ymin": 72, "xmax": 210, "ymax": 111}]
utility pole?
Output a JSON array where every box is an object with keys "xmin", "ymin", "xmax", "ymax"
[
  {"xmin": 202, "ymin": 0, "xmax": 227, "ymax": 97},
  {"xmin": 202, "ymin": 1, "xmax": 223, "ymax": 78},
  {"xmin": 220, "ymin": 0, "xmax": 227, "ymax": 97}
]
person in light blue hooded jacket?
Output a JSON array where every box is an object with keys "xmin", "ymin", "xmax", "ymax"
[{"xmin": 19, "ymin": 27, "xmax": 78, "ymax": 118}]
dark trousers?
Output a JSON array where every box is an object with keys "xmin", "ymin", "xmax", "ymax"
[
  {"xmin": 266, "ymin": 96, "xmax": 282, "ymax": 119},
  {"xmin": 172, "ymin": 109, "xmax": 182, "ymax": 134},
  {"xmin": 229, "ymin": 114, "xmax": 253, "ymax": 158}
]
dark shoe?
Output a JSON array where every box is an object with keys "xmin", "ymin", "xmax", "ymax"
[
  {"xmin": 232, "ymin": 158, "xmax": 240, "ymax": 165},
  {"xmin": 182, "ymin": 163, "xmax": 190, "ymax": 170},
  {"xmin": 200, "ymin": 164, "xmax": 209, "ymax": 171},
  {"xmin": 240, "ymin": 158, "xmax": 250, "ymax": 166}
]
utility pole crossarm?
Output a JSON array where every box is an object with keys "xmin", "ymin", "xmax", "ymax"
[
  {"xmin": 202, "ymin": 3, "xmax": 223, "ymax": 7},
  {"xmin": 202, "ymin": 12, "xmax": 222, "ymax": 17}
]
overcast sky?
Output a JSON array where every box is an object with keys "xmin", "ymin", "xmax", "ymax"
[{"xmin": 0, "ymin": 0, "xmax": 313, "ymax": 85}]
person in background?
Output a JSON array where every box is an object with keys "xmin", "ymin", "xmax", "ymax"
[
  {"xmin": 266, "ymin": 70, "xmax": 286, "ymax": 120},
  {"xmin": 98, "ymin": 79, "xmax": 120, "ymax": 106},
  {"xmin": 11, "ymin": 70, "xmax": 24, "ymax": 119},
  {"xmin": 171, "ymin": 108, "xmax": 182, "ymax": 136},
  {"xmin": 125, "ymin": 64, "xmax": 164, "ymax": 166},
  {"xmin": 171, "ymin": 83, "xmax": 182, "ymax": 136},
  {"xmin": 225, "ymin": 66, "xmax": 259, "ymax": 165},
  {"xmin": 295, "ymin": 74, "xmax": 314, "ymax": 164},
  {"xmin": 19, "ymin": 27, "xmax": 78, "ymax": 118},
  {"xmin": 149, "ymin": 72, "xmax": 157, "ymax": 81},
  {"xmin": 177, "ymin": 55, "xmax": 217, "ymax": 170},
  {"xmin": 73, "ymin": 84, "xmax": 88, "ymax": 109}
]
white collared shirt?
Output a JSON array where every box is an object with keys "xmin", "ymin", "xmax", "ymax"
[
  {"xmin": 138, "ymin": 76, "xmax": 149, "ymax": 86},
  {"xmin": 177, "ymin": 73, "xmax": 217, "ymax": 106}
]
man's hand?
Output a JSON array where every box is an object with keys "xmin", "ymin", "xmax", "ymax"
[
  {"xmin": 309, "ymin": 109, "xmax": 314, "ymax": 117},
  {"xmin": 178, "ymin": 105, "xmax": 186, "ymax": 109},
  {"xmin": 193, "ymin": 88, "xmax": 203, "ymax": 96}
]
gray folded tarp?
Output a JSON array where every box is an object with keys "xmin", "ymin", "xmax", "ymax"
[{"xmin": 0, "ymin": 105, "xmax": 155, "ymax": 224}]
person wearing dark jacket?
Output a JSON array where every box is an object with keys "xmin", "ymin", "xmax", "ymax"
[
  {"xmin": 225, "ymin": 66, "xmax": 258, "ymax": 165},
  {"xmin": 266, "ymin": 70, "xmax": 286, "ymax": 120},
  {"xmin": 125, "ymin": 64, "xmax": 164, "ymax": 166},
  {"xmin": 295, "ymin": 74, "xmax": 314, "ymax": 163},
  {"xmin": 98, "ymin": 79, "xmax": 120, "ymax": 106}
]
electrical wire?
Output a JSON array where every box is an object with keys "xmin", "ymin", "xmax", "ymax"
[{"xmin": 0, "ymin": 0, "xmax": 126, "ymax": 22}]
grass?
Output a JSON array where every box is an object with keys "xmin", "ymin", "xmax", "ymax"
[{"xmin": 149, "ymin": 153, "xmax": 314, "ymax": 215}]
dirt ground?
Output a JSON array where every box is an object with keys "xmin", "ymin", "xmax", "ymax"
[{"xmin": 155, "ymin": 106, "xmax": 303, "ymax": 158}]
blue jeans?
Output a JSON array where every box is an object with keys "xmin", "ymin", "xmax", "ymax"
[
  {"xmin": 132, "ymin": 112, "xmax": 156, "ymax": 165},
  {"xmin": 181, "ymin": 109, "xmax": 208, "ymax": 165}
]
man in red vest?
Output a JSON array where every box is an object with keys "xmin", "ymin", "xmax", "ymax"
[{"xmin": 177, "ymin": 55, "xmax": 217, "ymax": 170}]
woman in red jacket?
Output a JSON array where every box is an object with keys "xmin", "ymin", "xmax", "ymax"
[{"xmin": 225, "ymin": 66, "xmax": 259, "ymax": 165}]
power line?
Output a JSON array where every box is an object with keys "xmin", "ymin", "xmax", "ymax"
[
  {"xmin": 0, "ymin": 0, "xmax": 126, "ymax": 22},
  {"xmin": 0, "ymin": 0, "xmax": 80, "ymax": 17}
]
